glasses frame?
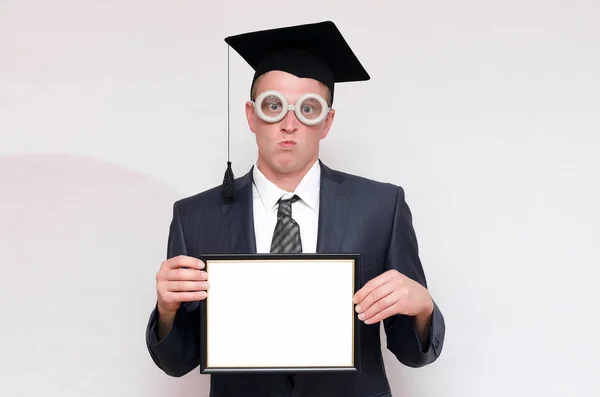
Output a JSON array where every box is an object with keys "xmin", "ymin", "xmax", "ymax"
[{"xmin": 253, "ymin": 90, "xmax": 330, "ymax": 126}]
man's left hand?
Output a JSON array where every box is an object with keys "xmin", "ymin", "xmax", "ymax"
[{"xmin": 353, "ymin": 269, "xmax": 434, "ymax": 325}]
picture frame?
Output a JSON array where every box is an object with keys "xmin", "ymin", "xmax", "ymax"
[{"xmin": 198, "ymin": 253, "xmax": 361, "ymax": 374}]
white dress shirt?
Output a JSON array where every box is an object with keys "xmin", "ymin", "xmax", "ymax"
[{"xmin": 252, "ymin": 160, "xmax": 321, "ymax": 253}]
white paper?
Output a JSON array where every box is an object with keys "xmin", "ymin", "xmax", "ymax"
[{"xmin": 206, "ymin": 259, "xmax": 355, "ymax": 368}]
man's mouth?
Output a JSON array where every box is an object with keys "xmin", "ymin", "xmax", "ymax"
[{"xmin": 279, "ymin": 140, "xmax": 296, "ymax": 148}]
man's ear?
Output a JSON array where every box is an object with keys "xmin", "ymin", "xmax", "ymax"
[
  {"xmin": 245, "ymin": 101, "xmax": 256, "ymax": 133},
  {"xmin": 321, "ymin": 108, "xmax": 335, "ymax": 139}
]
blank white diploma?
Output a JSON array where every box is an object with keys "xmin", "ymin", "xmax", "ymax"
[{"xmin": 206, "ymin": 259, "xmax": 355, "ymax": 368}]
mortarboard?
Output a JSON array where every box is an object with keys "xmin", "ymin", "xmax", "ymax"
[{"xmin": 220, "ymin": 20, "xmax": 370, "ymax": 200}]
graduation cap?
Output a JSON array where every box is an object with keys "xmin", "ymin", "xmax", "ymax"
[{"xmin": 220, "ymin": 20, "xmax": 370, "ymax": 200}]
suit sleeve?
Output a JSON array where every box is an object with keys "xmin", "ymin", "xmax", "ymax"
[
  {"xmin": 145, "ymin": 201, "xmax": 202, "ymax": 377},
  {"xmin": 382, "ymin": 186, "xmax": 445, "ymax": 368}
]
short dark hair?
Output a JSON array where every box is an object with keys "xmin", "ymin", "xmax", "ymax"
[{"xmin": 250, "ymin": 73, "xmax": 332, "ymax": 107}]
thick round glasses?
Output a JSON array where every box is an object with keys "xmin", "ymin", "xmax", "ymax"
[{"xmin": 253, "ymin": 90, "xmax": 330, "ymax": 126}]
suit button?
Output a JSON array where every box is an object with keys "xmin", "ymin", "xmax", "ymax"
[{"xmin": 434, "ymin": 338, "xmax": 440, "ymax": 349}]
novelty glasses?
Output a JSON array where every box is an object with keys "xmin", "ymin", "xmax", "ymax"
[{"xmin": 252, "ymin": 90, "xmax": 331, "ymax": 125}]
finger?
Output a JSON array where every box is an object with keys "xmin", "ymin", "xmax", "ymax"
[
  {"xmin": 167, "ymin": 268, "xmax": 208, "ymax": 281},
  {"xmin": 355, "ymin": 282, "xmax": 396, "ymax": 314},
  {"xmin": 358, "ymin": 293, "xmax": 397, "ymax": 322},
  {"xmin": 363, "ymin": 304, "xmax": 399, "ymax": 325},
  {"xmin": 164, "ymin": 255, "xmax": 205, "ymax": 270},
  {"xmin": 163, "ymin": 290, "xmax": 208, "ymax": 302},
  {"xmin": 167, "ymin": 280, "xmax": 209, "ymax": 292},
  {"xmin": 353, "ymin": 273, "xmax": 394, "ymax": 304}
]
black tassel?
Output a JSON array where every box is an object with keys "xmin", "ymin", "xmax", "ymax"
[
  {"xmin": 221, "ymin": 161, "xmax": 235, "ymax": 200},
  {"xmin": 221, "ymin": 44, "xmax": 235, "ymax": 201}
]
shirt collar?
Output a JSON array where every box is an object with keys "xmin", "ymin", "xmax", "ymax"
[{"xmin": 253, "ymin": 160, "xmax": 321, "ymax": 213}]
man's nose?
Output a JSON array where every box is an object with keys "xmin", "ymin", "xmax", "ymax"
[{"xmin": 280, "ymin": 108, "xmax": 299, "ymax": 133}]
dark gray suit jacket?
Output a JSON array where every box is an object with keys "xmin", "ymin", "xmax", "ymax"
[{"xmin": 145, "ymin": 161, "xmax": 445, "ymax": 397}]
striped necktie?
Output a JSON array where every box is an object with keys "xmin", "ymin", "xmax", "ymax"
[{"xmin": 270, "ymin": 195, "xmax": 302, "ymax": 253}]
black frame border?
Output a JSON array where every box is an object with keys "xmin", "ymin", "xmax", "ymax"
[{"xmin": 198, "ymin": 253, "xmax": 361, "ymax": 374}]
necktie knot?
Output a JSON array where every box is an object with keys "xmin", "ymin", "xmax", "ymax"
[{"xmin": 277, "ymin": 195, "xmax": 299, "ymax": 219}]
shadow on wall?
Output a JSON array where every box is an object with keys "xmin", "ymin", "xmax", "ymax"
[{"xmin": 0, "ymin": 154, "xmax": 210, "ymax": 397}]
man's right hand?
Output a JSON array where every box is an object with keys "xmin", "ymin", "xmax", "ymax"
[{"xmin": 155, "ymin": 255, "xmax": 208, "ymax": 338}]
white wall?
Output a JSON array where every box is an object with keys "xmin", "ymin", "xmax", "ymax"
[{"xmin": 1, "ymin": 1, "xmax": 599, "ymax": 396}]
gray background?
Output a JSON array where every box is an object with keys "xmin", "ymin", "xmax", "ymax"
[{"xmin": 1, "ymin": 0, "xmax": 599, "ymax": 396}]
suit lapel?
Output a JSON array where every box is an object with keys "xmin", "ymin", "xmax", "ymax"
[
  {"xmin": 316, "ymin": 161, "xmax": 354, "ymax": 253},
  {"xmin": 221, "ymin": 161, "xmax": 352, "ymax": 255},
  {"xmin": 221, "ymin": 168, "xmax": 257, "ymax": 254}
]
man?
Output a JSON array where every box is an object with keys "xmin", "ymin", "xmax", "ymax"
[{"xmin": 145, "ymin": 21, "xmax": 445, "ymax": 397}]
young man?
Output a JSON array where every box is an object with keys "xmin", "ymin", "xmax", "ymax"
[{"xmin": 145, "ymin": 21, "xmax": 445, "ymax": 397}]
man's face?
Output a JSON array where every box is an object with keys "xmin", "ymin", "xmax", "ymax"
[{"xmin": 245, "ymin": 70, "xmax": 335, "ymax": 177}]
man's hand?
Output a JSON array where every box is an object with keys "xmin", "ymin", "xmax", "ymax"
[
  {"xmin": 353, "ymin": 269, "xmax": 433, "ymax": 326},
  {"xmin": 155, "ymin": 255, "xmax": 208, "ymax": 339}
]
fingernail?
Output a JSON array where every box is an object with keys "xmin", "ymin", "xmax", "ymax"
[
  {"xmin": 355, "ymin": 305, "xmax": 362, "ymax": 313},
  {"xmin": 358, "ymin": 313, "xmax": 365, "ymax": 320}
]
